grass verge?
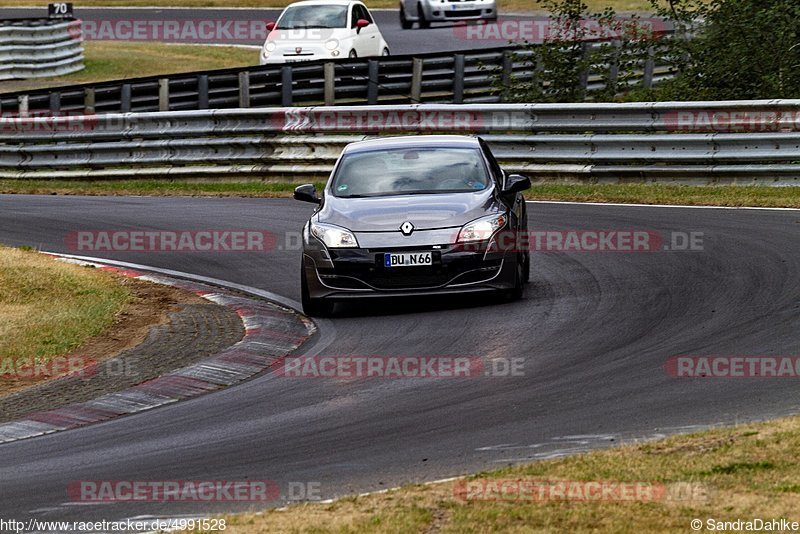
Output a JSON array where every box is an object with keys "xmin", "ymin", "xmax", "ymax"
[
  {"xmin": 525, "ymin": 183, "xmax": 800, "ymax": 208},
  {"xmin": 0, "ymin": 246, "xmax": 130, "ymax": 364},
  {"xmin": 0, "ymin": 42, "xmax": 256, "ymax": 94},
  {"xmin": 194, "ymin": 415, "xmax": 800, "ymax": 533},
  {"xmin": 2, "ymin": 180, "xmax": 800, "ymax": 208}
]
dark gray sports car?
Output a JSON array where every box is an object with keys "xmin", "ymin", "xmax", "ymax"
[{"xmin": 293, "ymin": 135, "xmax": 531, "ymax": 316}]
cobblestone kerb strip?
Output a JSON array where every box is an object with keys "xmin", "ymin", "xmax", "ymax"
[{"xmin": 0, "ymin": 259, "xmax": 316, "ymax": 444}]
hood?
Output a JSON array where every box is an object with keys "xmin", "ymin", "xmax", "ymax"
[{"xmin": 317, "ymin": 189, "xmax": 501, "ymax": 232}]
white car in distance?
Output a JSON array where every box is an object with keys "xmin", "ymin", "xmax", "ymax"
[
  {"xmin": 260, "ymin": 0, "xmax": 390, "ymax": 64},
  {"xmin": 399, "ymin": 0, "xmax": 497, "ymax": 29}
]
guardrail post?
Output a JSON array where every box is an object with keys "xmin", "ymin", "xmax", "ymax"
[
  {"xmin": 608, "ymin": 40, "xmax": 621, "ymax": 90},
  {"xmin": 198, "ymin": 75, "xmax": 209, "ymax": 109},
  {"xmin": 281, "ymin": 67, "xmax": 293, "ymax": 107},
  {"xmin": 532, "ymin": 54, "xmax": 544, "ymax": 97},
  {"xmin": 238, "ymin": 72, "xmax": 250, "ymax": 107},
  {"xmin": 453, "ymin": 54, "xmax": 465, "ymax": 104},
  {"xmin": 18, "ymin": 95, "xmax": 29, "ymax": 118},
  {"xmin": 158, "ymin": 78, "xmax": 170, "ymax": 111},
  {"xmin": 643, "ymin": 45, "xmax": 656, "ymax": 89},
  {"xmin": 324, "ymin": 63, "xmax": 335, "ymax": 105},
  {"xmin": 411, "ymin": 58, "xmax": 423, "ymax": 103},
  {"xmin": 49, "ymin": 92, "xmax": 61, "ymax": 114},
  {"xmin": 84, "ymin": 88, "xmax": 95, "ymax": 114},
  {"xmin": 367, "ymin": 60, "xmax": 380, "ymax": 105},
  {"xmin": 120, "ymin": 84, "xmax": 132, "ymax": 113},
  {"xmin": 501, "ymin": 50, "xmax": 514, "ymax": 102},
  {"xmin": 578, "ymin": 42, "xmax": 590, "ymax": 98}
]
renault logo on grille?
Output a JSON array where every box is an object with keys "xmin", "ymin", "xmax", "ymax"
[{"xmin": 400, "ymin": 221, "xmax": 414, "ymax": 236}]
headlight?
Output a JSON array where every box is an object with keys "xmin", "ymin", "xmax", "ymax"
[
  {"xmin": 324, "ymin": 38, "xmax": 339, "ymax": 51},
  {"xmin": 265, "ymin": 41, "xmax": 277, "ymax": 52},
  {"xmin": 311, "ymin": 222, "xmax": 359, "ymax": 248},
  {"xmin": 458, "ymin": 213, "xmax": 506, "ymax": 243}
]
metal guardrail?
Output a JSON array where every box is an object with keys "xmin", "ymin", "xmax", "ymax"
[
  {"xmin": 0, "ymin": 18, "xmax": 84, "ymax": 81},
  {"xmin": 3, "ymin": 102, "xmax": 800, "ymax": 184},
  {"xmin": 0, "ymin": 38, "xmax": 674, "ymax": 114}
]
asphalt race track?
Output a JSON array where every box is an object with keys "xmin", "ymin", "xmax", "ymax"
[
  {"xmin": 0, "ymin": 194, "xmax": 799, "ymax": 522},
  {"xmin": 0, "ymin": 7, "xmax": 538, "ymax": 54}
]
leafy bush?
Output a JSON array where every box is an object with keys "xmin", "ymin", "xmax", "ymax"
[
  {"xmin": 502, "ymin": 0, "xmax": 657, "ymax": 103},
  {"xmin": 650, "ymin": 0, "xmax": 800, "ymax": 100}
]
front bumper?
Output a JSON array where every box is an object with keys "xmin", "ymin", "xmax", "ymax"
[
  {"xmin": 303, "ymin": 241, "xmax": 516, "ymax": 300},
  {"xmin": 260, "ymin": 46, "xmax": 340, "ymax": 65}
]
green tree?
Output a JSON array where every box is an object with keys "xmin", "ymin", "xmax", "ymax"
[
  {"xmin": 503, "ymin": 0, "xmax": 655, "ymax": 103},
  {"xmin": 652, "ymin": 0, "xmax": 800, "ymax": 100}
]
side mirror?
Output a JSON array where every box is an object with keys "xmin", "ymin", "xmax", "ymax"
[
  {"xmin": 266, "ymin": 21, "xmax": 276, "ymax": 31},
  {"xmin": 294, "ymin": 184, "xmax": 321, "ymax": 204},
  {"xmin": 356, "ymin": 18, "xmax": 370, "ymax": 32},
  {"xmin": 502, "ymin": 174, "xmax": 531, "ymax": 196}
]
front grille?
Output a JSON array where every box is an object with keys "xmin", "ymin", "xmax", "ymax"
[
  {"xmin": 444, "ymin": 9, "xmax": 481, "ymax": 16},
  {"xmin": 366, "ymin": 272, "xmax": 454, "ymax": 289}
]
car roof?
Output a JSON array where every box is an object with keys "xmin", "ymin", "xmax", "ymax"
[
  {"xmin": 343, "ymin": 135, "xmax": 481, "ymax": 154},
  {"xmin": 284, "ymin": 0, "xmax": 357, "ymax": 6}
]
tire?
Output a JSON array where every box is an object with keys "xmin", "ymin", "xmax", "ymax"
[
  {"xmin": 522, "ymin": 251, "xmax": 530, "ymax": 284},
  {"xmin": 301, "ymin": 258, "xmax": 334, "ymax": 317},
  {"xmin": 348, "ymin": 49, "xmax": 358, "ymax": 58},
  {"xmin": 382, "ymin": 47, "xmax": 390, "ymax": 56},
  {"xmin": 503, "ymin": 253, "xmax": 524, "ymax": 301},
  {"xmin": 400, "ymin": 5, "xmax": 413, "ymax": 29},
  {"xmin": 418, "ymin": 4, "xmax": 431, "ymax": 28}
]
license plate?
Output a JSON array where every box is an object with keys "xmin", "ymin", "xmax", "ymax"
[
  {"xmin": 384, "ymin": 252, "xmax": 433, "ymax": 268},
  {"xmin": 452, "ymin": 3, "xmax": 474, "ymax": 9}
]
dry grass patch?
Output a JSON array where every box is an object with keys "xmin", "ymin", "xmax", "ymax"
[
  {"xmin": 0, "ymin": 246, "xmax": 130, "ymax": 361},
  {"xmin": 0, "ymin": 247, "xmax": 211, "ymax": 397},
  {"xmin": 0, "ymin": 42, "xmax": 256, "ymax": 94},
  {"xmin": 195, "ymin": 416, "xmax": 800, "ymax": 533}
]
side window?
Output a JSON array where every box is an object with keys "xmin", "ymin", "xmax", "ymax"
[
  {"xmin": 479, "ymin": 138, "xmax": 503, "ymax": 184},
  {"xmin": 359, "ymin": 5, "xmax": 373, "ymax": 23}
]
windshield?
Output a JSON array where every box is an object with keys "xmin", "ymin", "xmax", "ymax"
[
  {"xmin": 277, "ymin": 5, "xmax": 348, "ymax": 29},
  {"xmin": 331, "ymin": 147, "xmax": 491, "ymax": 198}
]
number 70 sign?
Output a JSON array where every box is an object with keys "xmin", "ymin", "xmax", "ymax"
[{"xmin": 48, "ymin": 2, "xmax": 73, "ymax": 18}]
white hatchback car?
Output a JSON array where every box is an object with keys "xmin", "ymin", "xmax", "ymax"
[
  {"xmin": 399, "ymin": 0, "xmax": 497, "ymax": 29},
  {"xmin": 260, "ymin": 0, "xmax": 390, "ymax": 64}
]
